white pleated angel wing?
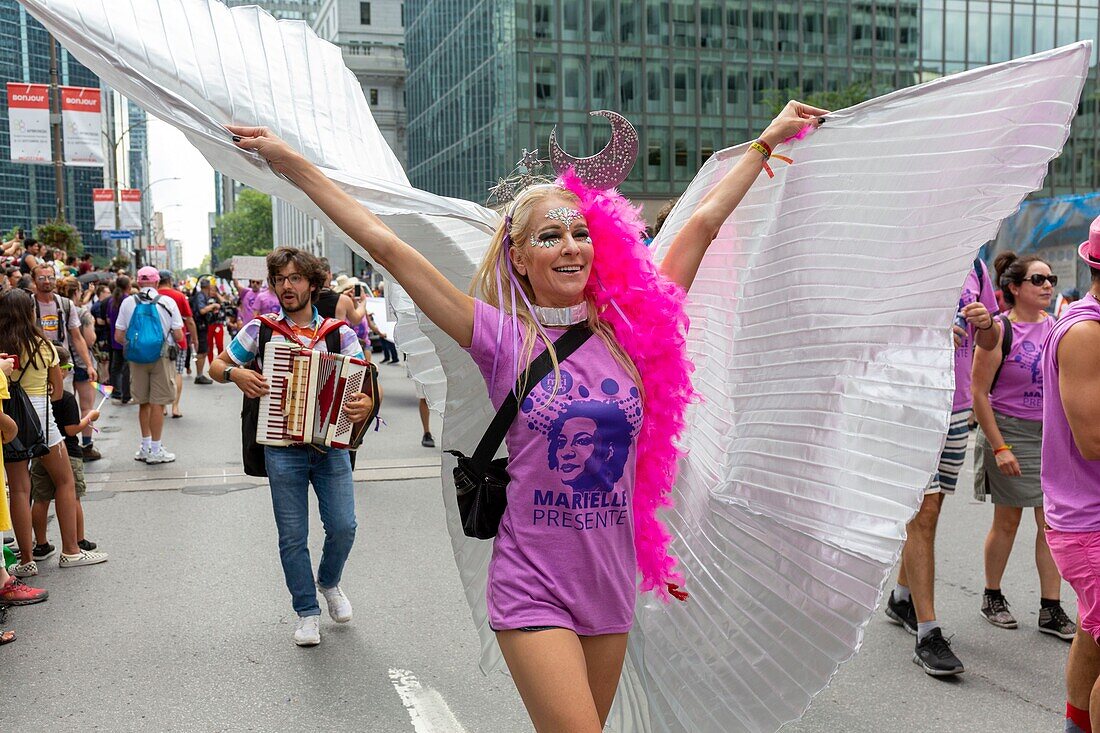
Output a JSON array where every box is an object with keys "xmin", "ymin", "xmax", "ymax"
[{"xmin": 606, "ymin": 42, "xmax": 1090, "ymax": 733}]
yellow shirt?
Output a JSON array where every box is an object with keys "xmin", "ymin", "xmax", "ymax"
[
  {"xmin": 0, "ymin": 370, "xmax": 11, "ymax": 532},
  {"xmin": 12, "ymin": 341, "xmax": 58, "ymax": 396}
]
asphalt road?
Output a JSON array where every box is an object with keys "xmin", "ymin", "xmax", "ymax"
[{"xmin": 2, "ymin": 360, "xmax": 1069, "ymax": 732}]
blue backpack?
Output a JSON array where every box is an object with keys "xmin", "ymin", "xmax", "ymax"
[{"xmin": 125, "ymin": 293, "xmax": 169, "ymax": 364}]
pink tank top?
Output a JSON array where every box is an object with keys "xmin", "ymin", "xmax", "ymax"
[
  {"xmin": 989, "ymin": 316, "xmax": 1054, "ymax": 421},
  {"xmin": 1042, "ymin": 294, "xmax": 1100, "ymax": 532}
]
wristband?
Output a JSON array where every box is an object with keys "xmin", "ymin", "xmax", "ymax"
[
  {"xmin": 749, "ymin": 139, "xmax": 793, "ymax": 179},
  {"xmin": 978, "ymin": 320, "xmax": 994, "ymax": 331},
  {"xmin": 993, "ymin": 445, "xmax": 1013, "ymax": 455}
]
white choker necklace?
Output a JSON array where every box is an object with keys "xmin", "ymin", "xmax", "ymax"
[{"xmin": 533, "ymin": 302, "xmax": 588, "ymax": 327}]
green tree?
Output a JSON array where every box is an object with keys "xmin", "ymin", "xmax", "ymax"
[
  {"xmin": 212, "ymin": 188, "xmax": 273, "ymax": 265},
  {"xmin": 35, "ymin": 218, "xmax": 83, "ymax": 255},
  {"xmin": 763, "ymin": 82, "xmax": 875, "ymax": 118}
]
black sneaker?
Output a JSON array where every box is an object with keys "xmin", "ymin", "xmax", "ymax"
[
  {"xmin": 885, "ymin": 591, "xmax": 917, "ymax": 635},
  {"xmin": 421, "ymin": 432, "xmax": 435, "ymax": 448},
  {"xmin": 1038, "ymin": 603, "xmax": 1076, "ymax": 640},
  {"xmin": 913, "ymin": 628, "xmax": 965, "ymax": 676},
  {"xmin": 32, "ymin": 542, "xmax": 56, "ymax": 561},
  {"xmin": 194, "ymin": 374, "xmax": 213, "ymax": 385},
  {"xmin": 77, "ymin": 539, "xmax": 98, "ymax": 552}
]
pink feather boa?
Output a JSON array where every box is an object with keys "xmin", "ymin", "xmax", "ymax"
[{"xmin": 559, "ymin": 171, "xmax": 696, "ymax": 600}]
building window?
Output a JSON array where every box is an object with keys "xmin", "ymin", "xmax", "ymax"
[
  {"xmin": 370, "ymin": 89, "xmax": 379, "ymax": 105},
  {"xmin": 360, "ymin": 2, "xmax": 371, "ymax": 25}
]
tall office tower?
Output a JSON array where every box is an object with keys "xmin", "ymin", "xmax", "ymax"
[
  {"xmin": 0, "ymin": 0, "xmax": 149, "ymax": 256},
  {"xmin": 405, "ymin": 1, "xmax": 1098, "ymax": 218},
  {"xmin": 270, "ymin": 0, "xmax": 407, "ymax": 276}
]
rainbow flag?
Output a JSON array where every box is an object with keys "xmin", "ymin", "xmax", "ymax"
[{"xmin": 91, "ymin": 382, "xmax": 114, "ymax": 410}]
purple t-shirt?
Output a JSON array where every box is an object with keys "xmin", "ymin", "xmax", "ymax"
[
  {"xmin": 953, "ymin": 259, "xmax": 999, "ymax": 412},
  {"xmin": 465, "ymin": 300, "xmax": 640, "ymax": 635},
  {"xmin": 989, "ymin": 316, "xmax": 1054, "ymax": 421},
  {"xmin": 1042, "ymin": 294, "xmax": 1100, "ymax": 532}
]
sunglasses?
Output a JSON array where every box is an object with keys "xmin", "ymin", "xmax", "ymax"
[{"xmin": 1022, "ymin": 274, "xmax": 1058, "ymax": 287}]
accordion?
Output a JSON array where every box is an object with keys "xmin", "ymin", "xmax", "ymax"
[{"xmin": 257, "ymin": 340, "xmax": 379, "ymax": 450}]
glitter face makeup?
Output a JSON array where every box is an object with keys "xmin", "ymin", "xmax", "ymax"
[{"xmin": 529, "ymin": 207, "xmax": 584, "ymax": 248}]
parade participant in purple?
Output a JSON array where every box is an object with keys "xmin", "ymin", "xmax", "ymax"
[
  {"xmin": 226, "ymin": 98, "xmax": 825, "ymax": 732},
  {"xmin": 1042, "ymin": 218, "xmax": 1100, "ymax": 733},
  {"xmin": 238, "ymin": 279, "xmax": 263, "ymax": 324},
  {"xmin": 887, "ymin": 257, "xmax": 998, "ymax": 676},
  {"xmin": 208, "ymin": 247, "xmax": 373, "ymax": 647},
  {"xmin": 972, "ymin": 251, "xmax": 1074, "ymax": 639}
]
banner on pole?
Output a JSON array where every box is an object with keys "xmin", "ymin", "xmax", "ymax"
[
  {"xmin": 60, "ymin": 86, "xmax": 103, "ymax": 166},
  {"xmin": 93, "ymin": 188, "xmax": 114, "ymax": 230},
  {"xmin": 120, "ymin": 189, "xmax": 141, "ymax": 229},
  {"xmin": 6, "ymin": 83, "xmax": 51, "ymax": 163}
]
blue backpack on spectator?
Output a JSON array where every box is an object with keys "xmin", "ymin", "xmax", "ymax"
[{"xmin": 125, "ymin": 293, "xmax": 169, "ymax": 364}]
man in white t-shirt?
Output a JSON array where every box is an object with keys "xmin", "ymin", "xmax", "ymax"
[{"xmin": 114, "ymin": 266, "xmax": 184, "ymax": 464}]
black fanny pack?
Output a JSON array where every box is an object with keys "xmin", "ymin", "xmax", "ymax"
[{"xmin": 448, "ymin": 326, "xmax": 593, "ymax": 539}]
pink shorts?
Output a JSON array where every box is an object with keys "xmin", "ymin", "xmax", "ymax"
[{"xmin": 1046, "ymin": 527, "xmax": 1100, "ymax": 641}]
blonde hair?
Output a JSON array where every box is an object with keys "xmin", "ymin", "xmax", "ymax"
[{"xmin": 470, "ymin": 186, "xmax": 642, "ymax": 399}]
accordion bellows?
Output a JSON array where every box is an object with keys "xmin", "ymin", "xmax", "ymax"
[{"xmin": 258, "ymin": 341, "xmax": 375, "ymax": 451}]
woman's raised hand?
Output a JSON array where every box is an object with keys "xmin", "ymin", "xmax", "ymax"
[
  {"xmin": 760, "ymin": 100, "xmax": 830, "ymax": 148},
  {"xmin": 226, "ymin": 125, "xmax": 306, "ymax": 179}
]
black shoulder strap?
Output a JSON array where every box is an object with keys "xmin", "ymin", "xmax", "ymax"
[
  {"xmin": 973, "ymin": 257, "xmax": 984, "ymax": 297},
  {"xmin": 989, "ymin": 314, "xmax": 1013, "ymax": 393},
  {"xmin": 325, "ymin": 327, "xmax": 342, "ymax": 353},
  {"xmin": 254, "ymin": 322, "xmax": 273, "ymax": 372},
  {"xmin": 469, "ymin": 326, "xmax": 593, "ymax": 468}
]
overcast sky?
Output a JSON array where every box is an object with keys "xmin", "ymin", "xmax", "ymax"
[{"xmin": 146, "ymin": 116, "xmax": 215, "ymax": 269}]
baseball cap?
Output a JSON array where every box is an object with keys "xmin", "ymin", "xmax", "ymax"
[
  {"xmin": 158, "ymin": 269, "xmax": 173, "ymax": 282},
  {"xmin": 136, "ymin": 266, "xmax": 160, "ymax": 284}
]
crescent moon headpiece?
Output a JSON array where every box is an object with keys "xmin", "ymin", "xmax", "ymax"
[{"xmin": 487, "ymin": 110, "xmax": 639, "ymax": 209}]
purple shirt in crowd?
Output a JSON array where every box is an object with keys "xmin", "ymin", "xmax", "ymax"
[
  {"xmin": 989, "ymin": 316, "xmax": 1054, "ymax": 421},
  {"xmin": 107, "ymin": 296, "xmax": 125, "ymax": 350},
  {"xmin": 1041, "ymin": 293, "xmax": 1100, "ymax": 532},
  {"xmin": 953, "ymin": 259, "xmax": 999, "ymax": 412},
  {"xmin": 465, "ymin": 300, "xmax": 640, "ymax": 635}
]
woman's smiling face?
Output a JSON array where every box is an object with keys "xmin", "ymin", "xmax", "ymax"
[{"xmin": 511, "ymin": 196, "xmax": 593, "ymax": 308}]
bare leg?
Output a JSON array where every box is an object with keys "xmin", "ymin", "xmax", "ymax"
[
  {"xmin": 1068, "ymin": 627, "xmax": 1100, "ymax": 713},
  {"xmin": 75, "ymin": 379, "xmax": 95, "ymax": 442},
  {"xmin": 76, "ymin": 499, "xmax": 85, "ymax": 542},
  {"xmin": 902, "ymin": 492, "xmax": 943, "ymax": 622},
  {"xmin": 7, "ymin": 462, "xmax": 33, "ymax": 563},
  {"xmin": 139, "ymin": 403, "xmax": 151, "ymax": 438},
  {"xmin": 418, "ymin": 398, "xmax": 430, "ymax": 434},
  {"xmin": 39, "ymin": 444, "xmax": 79, "ymax": 555},
  {"xmin": 149, "ymin": 403, "xmax": 166, "ymax": 442},
  {"xmin": 578, "ymin": 633, "xmax": 629, "ymax": 726},
  {"xmin": 1035, "ymin": 508, "xmax": 1062, "ymax": 600},
  {"xmin": 984, "ymin": 505, "xmax": 1023, "ymax": 590},
  {"xmin": 31, "ymin": 499, "xmax": 50, "ymax": 546},
  {"xmin": 172, "ymin": 372, "xmax": 183, "ymax": 416},
  {"xmin": 497, "ymin": 629, "xmax": 614, "ymax": 733}
]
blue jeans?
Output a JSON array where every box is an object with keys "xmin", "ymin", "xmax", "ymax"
[{"xmin": 264, "ymin": 445, "xmax": 357, "ymax": 617}]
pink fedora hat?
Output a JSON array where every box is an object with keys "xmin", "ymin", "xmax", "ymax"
[{"xmin": 1081, "ymin": 215, "xmax": 1100, "ymax": 266}]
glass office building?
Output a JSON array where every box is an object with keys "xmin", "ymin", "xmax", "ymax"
[
  {"xmin": 0, "ymin": 0, "xmax": 109, "ymax": 254},
  {"xmin": 406, "ymin": 1, "xmax": 1099, "ymax": 210}
]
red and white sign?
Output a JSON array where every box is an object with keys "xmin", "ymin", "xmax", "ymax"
[
  {"xmin": 93, "ymin": 188, "xmax": 115, "ymax": 230},
  {"xmin": 120, "ymin": 189, "xmax": 142, "ymax": 230},
  {"xmin": 60, "ymin": 86, "xmax": 103, "ymax": 167},
  {"xmin": 6, "ymin": 83, "xmax": 51, "ymax": 163}
]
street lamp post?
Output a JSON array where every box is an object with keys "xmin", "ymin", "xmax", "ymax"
[{"xmin": 102, "ymin": 118, "xmax": 147, "ymax": 256}]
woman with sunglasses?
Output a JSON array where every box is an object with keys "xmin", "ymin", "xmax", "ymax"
[{"xmin": 971, "ymin": 251, "xmax": 1074, "ymax": 639}]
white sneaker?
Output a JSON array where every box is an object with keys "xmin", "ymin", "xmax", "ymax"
[
  {"xmin": 293, "ymin": 615, "xmax": 321, "ymax": 646},
  {"xmin": 11, "ymin": 561, "xmax": 38, "ymax": 578},
  {"xmin": 145, "ymin": 446, "xmax": 176, "ymax": 465},
  {"xmin": 318, "ymin": 584, "xmax": 353, "ymax": 623},
  {"xmin": 58, "ymin": 549, "xmax": 109, "ymax": 568},
  {"xmin": 134, "ymin": 445, "xmax": 150, "ymax": 462}
]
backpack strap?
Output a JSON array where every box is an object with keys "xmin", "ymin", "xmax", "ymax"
[
  {"xmin": 973, "ymin": 257, "xmax": 984, "ymax": 297},
  {"xmin": 989, "ymin": 314, "xmax": 1013, "ymax": 394}
]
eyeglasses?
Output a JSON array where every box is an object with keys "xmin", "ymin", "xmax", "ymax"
[
  {"xmin": 35, "ymin": 275, "xmax": 55, "ymax": 282},
  {"xmin": 1022, "ymin": 274, "xmax": 1058, "ymax": 287},
  {"xmin": 272, "ymin": 273, "xmax": 306, "ymax": 287}
]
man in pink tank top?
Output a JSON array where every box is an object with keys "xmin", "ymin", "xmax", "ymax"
[{"xmin": 1042, "ymin": 217, "xmax": 1100, "ymax": 733}]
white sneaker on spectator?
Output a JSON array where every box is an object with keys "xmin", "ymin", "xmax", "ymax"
[
  {"xmin": 11, "ymin": 561, "xmax": 37, "ymax": 578},
  {"xmin": 58, "ymin": 549, "xmax": 109, "ymax": 568},
  {"xmin": 134, "ymin": 445, "xmax": 150, "ymax": 462},
  {"xmin": 293, "ymin": 615, "xmax": 321, "ymax": 646},
  {"xmin": 318, "ymin": 584, "xmax": 353, "ymax": 623},
  {"xmin": 146, "ymin": 446, "xmax": 176, "ymax": 465}
]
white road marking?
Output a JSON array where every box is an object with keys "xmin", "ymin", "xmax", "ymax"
[{"xmin": 388, "ymin": 668, "xmax": 469, "ymax": 733}]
